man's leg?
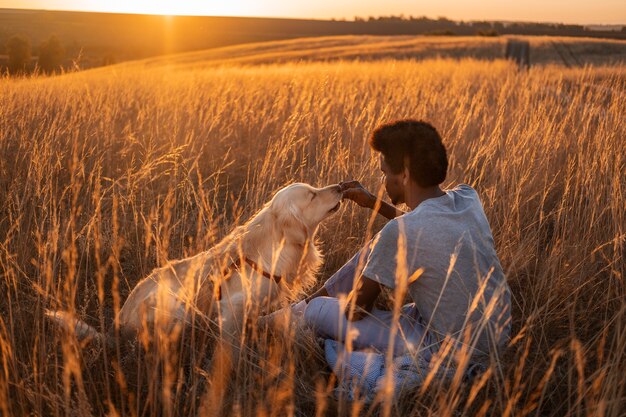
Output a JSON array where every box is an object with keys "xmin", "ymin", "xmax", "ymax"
[
  {"xmin": 322, "ymin": 244, "xmax": 372, "ymax": 297},
  {"xmin": 270, "ymin": 243, "xmax": 371, "ymax": 325},
  {"xmin": 304, "ymin": 297, "xmax": 433, "ymax": 357}
]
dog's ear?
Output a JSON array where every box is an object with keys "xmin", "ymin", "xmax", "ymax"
[{"xmin": 272, "ymin": 203, "xmax": 309, "ymax": 245}]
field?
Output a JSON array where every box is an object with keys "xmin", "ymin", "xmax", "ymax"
[{"xmin": 0, "ymin": 35, "xmax": 625, "ymax": 416}]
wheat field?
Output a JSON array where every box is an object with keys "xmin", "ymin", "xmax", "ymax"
[{"xmin": 0, "ymin": 45, "xmax": 625, "ymax": 417}]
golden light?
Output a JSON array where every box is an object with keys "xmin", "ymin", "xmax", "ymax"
[
  {"xmin": 9, "ymin": 0, "xmax": 625, "ymax": 24},
  {"xmin": 64, "ymin": 0, "xmax": 243, "ymax": 16}
]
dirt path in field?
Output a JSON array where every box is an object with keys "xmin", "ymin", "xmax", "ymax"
[{"xmin": 551, "ymin": 41, "xmax": 583, "ymax": 67}]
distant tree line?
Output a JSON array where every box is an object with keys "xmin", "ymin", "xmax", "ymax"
[
  {"xmin": 2, "ymin": 34, "xmax": 65, "ymax": 75},
  {"xmin": 350, "ymin": 15, "xmax": 624, "ymax": 39}
]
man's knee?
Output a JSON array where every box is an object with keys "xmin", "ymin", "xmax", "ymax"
[
  {"xmin": 303, "ymin": 297, "xmax": 325, "ymax": 327},
  {"xmin": 304, "ymin": 296, "xmax": 341, "ymax": 328}
]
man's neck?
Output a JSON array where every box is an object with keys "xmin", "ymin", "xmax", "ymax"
[{"xmin": 405, "ymin": 184, "xmax": 445, "ymax": 210}]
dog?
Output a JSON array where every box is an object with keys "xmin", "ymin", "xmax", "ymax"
[{"xmin": 47, "ymin": 183, "xmax": 343, "ymax": 348}]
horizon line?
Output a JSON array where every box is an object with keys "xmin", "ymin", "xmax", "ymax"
[{"xmin": 0, "ymin": 6, "xmax": 624, "ymax": 27}]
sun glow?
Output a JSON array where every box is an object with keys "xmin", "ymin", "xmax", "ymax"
[
  {"xmin": 59, "ymin": 0, "xmax": 247, "ymax": 16},
  {"xmin": 124, "ymin": 1, "xmax": 183, "ymax": 15},
  {"xmin": 2, "ymin": 0, "xmax": 624, "ymax": 24}
]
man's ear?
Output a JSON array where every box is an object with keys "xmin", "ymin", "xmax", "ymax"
[{"xmin": 402, "ymin": 167, "xmax": 410, "ymax": 186}]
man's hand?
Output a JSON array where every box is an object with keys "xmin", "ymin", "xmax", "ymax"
[
  {"xmin": 340, "ymin": 180, "xmax": 404, "ymax": 220},
  {"xmin": 340, "ymin": 180, "xmax": 376, "ymax": 209}
]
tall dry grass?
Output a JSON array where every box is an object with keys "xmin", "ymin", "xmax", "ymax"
[{"xmin": 0, "ymin": 57, "xmax": 624, "ymax": 416}]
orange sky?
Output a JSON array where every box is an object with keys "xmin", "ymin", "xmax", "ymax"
[{"xmin": 0, "ymin": 0, "xmax": 624, "ymax": 25}]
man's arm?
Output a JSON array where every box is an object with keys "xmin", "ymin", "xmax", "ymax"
[
  {"xmin": 340, "ymin": 180, "xmax": 404, "ymax": 220},
  {"xmin": 371, "ymin": 199, "xmax": 404, "ymax": 221},
  {"xmin": 345, "ymin": 276, "xmax": 382, "ymax": 321}
]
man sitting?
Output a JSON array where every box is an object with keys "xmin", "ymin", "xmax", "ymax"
[{"xmin": 292, "ymin": 119, "xmax": 511, "ymax": 363}]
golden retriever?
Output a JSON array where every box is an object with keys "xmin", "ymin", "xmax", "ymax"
[{"xmin": 47, "ymin": 183, "xmax": 343, "ymax": 346}]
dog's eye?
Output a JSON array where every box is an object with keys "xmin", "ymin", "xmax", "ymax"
[{"xmin": 310, "ymin": 192, "xmax": 317, "ymax": 200}]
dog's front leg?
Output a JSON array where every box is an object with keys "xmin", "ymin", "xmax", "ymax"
[{"xmin": 217, "ymin": 294, "xmax": 247, "ymax": 369}]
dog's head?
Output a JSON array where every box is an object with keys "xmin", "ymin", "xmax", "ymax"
[{"xmin": 268, "ymin": 183, "xmax": 342, "ymax": 243}]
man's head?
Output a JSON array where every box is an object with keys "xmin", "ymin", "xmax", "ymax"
[{"xmin": 369, "ymin": 120, "xmax": 448, "ymax": 205}]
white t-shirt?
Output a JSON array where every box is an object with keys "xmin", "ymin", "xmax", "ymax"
[{"xmin": 363, "ymin": 185, "xmax": 511, "ymax": 354}]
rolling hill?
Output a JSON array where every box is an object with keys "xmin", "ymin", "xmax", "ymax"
[{"xmin": 116, "ymin": 35, "xmax": 626, "ymax": 70}]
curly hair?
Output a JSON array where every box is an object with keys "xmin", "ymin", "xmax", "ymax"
[{"xmin": 369, "ymin": 120, "xmax": 448, "ymax": 187}]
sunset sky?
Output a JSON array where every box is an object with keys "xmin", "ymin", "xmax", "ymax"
[{"xmin": 0, "ymin": 0, "xmax": 624, "ymax": 25}]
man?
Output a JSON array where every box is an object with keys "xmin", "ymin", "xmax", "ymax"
[{"xmin": 286, "ymin": 120, "xmax": 511, "ymax": 359}]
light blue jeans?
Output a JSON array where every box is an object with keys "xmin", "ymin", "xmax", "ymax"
[{"xmin": 303, "ymin": 246, "xmax": 434, "ymax": 358}]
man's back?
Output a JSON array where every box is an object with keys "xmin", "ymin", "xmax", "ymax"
[{"xmin": 364, "ymin": 185, "xmax": 511, "ymax": 355}]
